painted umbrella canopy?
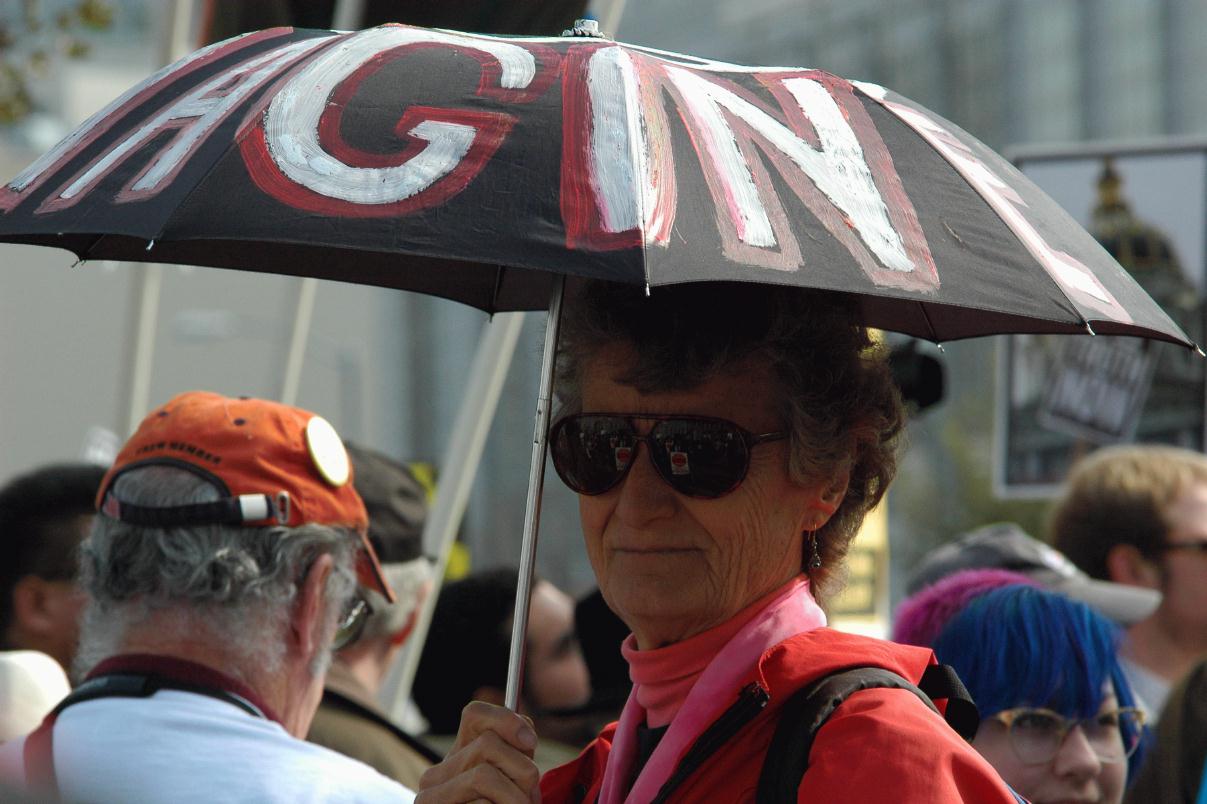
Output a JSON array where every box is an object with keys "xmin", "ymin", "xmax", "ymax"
[{"xmin": 0, "ymin": 23, "xmax": 1193, "ymax": 346}]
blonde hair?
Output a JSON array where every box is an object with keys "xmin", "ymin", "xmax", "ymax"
[{"xmin": 1048, "ymin": 444, "xmax": 1207, "ymax": 579}]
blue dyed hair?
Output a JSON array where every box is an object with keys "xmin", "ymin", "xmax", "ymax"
[{"xmin": 932, "ymin": 584, "xmax": 1148, "ymax": 778}]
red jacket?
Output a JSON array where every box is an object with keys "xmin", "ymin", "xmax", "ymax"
[{"xmin": 541, "ymin": 628, "xmax": 1017, "ymax": 803}]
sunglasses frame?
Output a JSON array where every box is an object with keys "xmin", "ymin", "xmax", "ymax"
[
  {"xmin": 550, "ymin": 412, "xmax": 788, "ymax": 499},
  {"xmin": 1159, "ymin": 540, "xmax": 1207, "ymax": 555},
  {"xmin": 331, "ymin": 592, "xmax": 373, "ymax": 651}
]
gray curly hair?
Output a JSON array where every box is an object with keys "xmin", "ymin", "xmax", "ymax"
[
  {"xmin": 76, "ymin": 466, "xmax": 358, "ymax": 680},
  {"xmin": 554, "ymin": 280, "xmax": 905, "ymax": 604}
]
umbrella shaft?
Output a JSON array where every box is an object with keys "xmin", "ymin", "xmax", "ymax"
[{"xmin": 505, "ymin": 276, "xmax": 565, "ymax": 711}]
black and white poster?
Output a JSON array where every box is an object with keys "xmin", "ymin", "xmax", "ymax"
[{"xmin": 997, "ymin": 142, "xmax": 1207, "ymax": 495}]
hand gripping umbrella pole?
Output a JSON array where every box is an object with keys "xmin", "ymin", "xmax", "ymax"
[{"xmin": 504, "ymin": 275, "xmax": 565, "ymax": 711}]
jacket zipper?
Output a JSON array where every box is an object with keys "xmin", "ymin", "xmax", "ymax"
[{"xmin": 648, "ymin": 682, "xmax": 771, "ymax": 804}]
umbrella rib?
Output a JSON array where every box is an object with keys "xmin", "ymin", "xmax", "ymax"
[
  {"xmin": 491, "ymin": 264, "xmax": 504, "ymax": 314},
  {"xmin": 75, "ymin": 233, "xmax": 106, "ymax": 265},
  {"xmin": 917, "ymin": 300, "xmax": 940, "ymax": 345}
]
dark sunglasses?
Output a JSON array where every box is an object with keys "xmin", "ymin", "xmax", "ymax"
[
  {"xmin": 1159, "ymin": 541, "xmax": 1207, "ymax": 555},
  {"xmin": 550, "ymin": 413, "xmax": 788, "ymax": 499},
  {"xmin": 332, "ymin": 592, "xmax": 373, "ymax": 651}
]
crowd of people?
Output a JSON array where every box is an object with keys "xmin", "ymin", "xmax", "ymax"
[{"xmin": 0, "ymin": 282, "xmax": 1205, "ymax": 803}]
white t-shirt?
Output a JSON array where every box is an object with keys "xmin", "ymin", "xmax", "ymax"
[
  {"xmin": 1119, "ymin": 653, "xmax": 1171, "ymax": 725},
  {"xmin": 0, "ymin": 689, "xmax": 415, "ymax": 803}
]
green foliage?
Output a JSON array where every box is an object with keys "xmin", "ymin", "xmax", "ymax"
[{"xmin": 0, "ymin": 0, "xmax": 114, "ymax": 124}]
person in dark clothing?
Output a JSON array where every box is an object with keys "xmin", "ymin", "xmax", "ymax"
[
  {"xmin": 307, "ymin": 443, "xmax": 438, "ymax": 787},
  {"xmin": 413, "ymin": 567, "xmax": 593, "ymax": 767}
]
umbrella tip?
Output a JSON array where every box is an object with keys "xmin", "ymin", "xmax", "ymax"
[
  {"xmin": 1085, "ymin": 321, "xmax": 1097, "ymax": 336},
  {"xmin": 562, "ymin": 19, "xmax": 609, "ymax": 39},
  {"xmin": 1196, "ymin": 344, "xmax": 1206, "ymax": 358},
  {"xmin": 935, "ymin": 342, "xmax": 945, "ymax": 353},
  {"xmin": 145, "ymin": 239, "xmax": 155, "ymax": 252},
  {"xmin": 644, "ymin": 283, "xmax": 651, "ymax": 297}
]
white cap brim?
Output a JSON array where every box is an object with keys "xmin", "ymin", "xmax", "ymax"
[{"xmin": 1047, "ymin": 575, "xmax": 1161, "ymax": 625}]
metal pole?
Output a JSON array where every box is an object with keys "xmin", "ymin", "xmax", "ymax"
[
  {"xmin": 332, "ymin": 0, "xmax": 367, "ymax": 30},
  {"xmin": 122, "ymin": 0, "xmax": 199, "ymax": 433},
  {"xmin": 597, "ymin": 0, "xmax": 628, "ymax": 37},
  {"xmin": 280, "ymin": 278, "xmax": 317, "ymax": 405},
  {"xmin": 504, "ymin": 276, "xmax": 564, "ymax": 710},
  {"xmin": 384, "ymin": 309, "xmax": 527, "ymax": 718},
  {"xmin": 275, "ymin": 0, "xmax": 366, "ymax": 408},
  {"xmin": 124, "ymin": 264, "xmax": 163, "ymax": 434}
]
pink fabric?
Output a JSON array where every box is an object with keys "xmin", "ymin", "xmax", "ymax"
[
  {"xmin": 599, "ymin": 576, "xmax": 826, "ymax": 804},
  {"xmin": 621, "ymin": 582, "xmax": 788, "ymax": 728},
  {"xmin": 891, "ymin": 569, "xmax": 1037, "ymax": 647}
]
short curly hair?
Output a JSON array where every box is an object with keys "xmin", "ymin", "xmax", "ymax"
[{"xmin": 554, "ymin": 280, "xmax": 905, "ymax": 603}]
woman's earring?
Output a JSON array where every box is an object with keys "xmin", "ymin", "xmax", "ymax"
[{"xmin": 808, "ymin": 531, "xmax": 823, "ymax": 570}]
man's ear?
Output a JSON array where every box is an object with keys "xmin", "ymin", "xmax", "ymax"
[
  {"xmin": 9, "ymin": 575, "xmax": 59, "ymax": 637},
  {"xmin": 1105, "ymin": 544, "xmax": 1161, "ymax": 589},
  {"xmin": 292, "ymin": 554, "xmax": 334, "ymax": 660}
]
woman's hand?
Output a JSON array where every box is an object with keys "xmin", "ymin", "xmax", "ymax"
[{"xmin": 415, "ymin": 701, "xmax": 543, "ymax": 803}]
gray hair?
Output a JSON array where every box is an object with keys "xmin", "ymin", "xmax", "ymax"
[
  {"xmin": 76, "ymin": 466, "xmax": 358, "ymax": 679},
  {"xmin": 555, "ymin": 281, "xmax": 905, "ymax": 605},
  {"xmin": 357, "ymin": 557, "xmax": 431, "ymax": 642}
]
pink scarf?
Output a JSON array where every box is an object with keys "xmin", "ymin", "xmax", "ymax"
[{"xmin": 599, "ymin": 576, "xmax": 826, "ymax": 804}]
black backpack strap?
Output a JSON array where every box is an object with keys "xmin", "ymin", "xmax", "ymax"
[
  {"xmin": 755, "ymin": 665, "xmax": 978, "ymax": 804},
  {"xmin": 917, "ymin": 664, "xmax": 979, "ymax": 741}
]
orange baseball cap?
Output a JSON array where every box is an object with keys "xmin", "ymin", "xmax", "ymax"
[{"xmin": 97, "ymin": 391, "xmax": 395, "ymax": 603}]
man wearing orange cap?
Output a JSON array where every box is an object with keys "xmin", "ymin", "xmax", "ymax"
[{"xmin": 0, "ymin": 392, "xmax": 415, "ymax": 803}]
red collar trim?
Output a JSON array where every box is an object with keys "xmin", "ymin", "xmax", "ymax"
[{"xmin": 87, "ymin": 653, "xmax": 283, "ymax": 725}]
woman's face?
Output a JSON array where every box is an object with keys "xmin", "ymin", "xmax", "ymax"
[
  {"xmin": 577, "ymin": 344, "xmax": 842, "ymax": 650},
  {"xmin": 972, "ymin": 694, "xmax": 1128, "ymax": 804}
]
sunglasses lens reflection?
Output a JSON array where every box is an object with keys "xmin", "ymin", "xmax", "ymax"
[
  {"xmin": 550, "ymin": 415, "xmax": 752, "ymax": 498},
  {"xmin": 332, "ymin": 596, "xmax": 370, "ymax": 650}
]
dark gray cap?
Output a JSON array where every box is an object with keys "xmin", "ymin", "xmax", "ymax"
[
  {"xmin": 345, "ymin": 443, "xmax": 428, "ymax": 564},
  {"xmin": 907, "ymin": 522, "xmax": 1160, "ymax": 625}
]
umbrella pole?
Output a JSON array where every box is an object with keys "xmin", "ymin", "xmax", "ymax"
[{"xmin": 504, "ymin": 275, "xmax": 565, "ymax": 711}]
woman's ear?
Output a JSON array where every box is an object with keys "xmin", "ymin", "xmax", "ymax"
[
  {"xmin": 798, "ymin": 473, "xmax": 849, "ymax": 533},
  {"xmin": 814, "ymin": 472, "xmax": 850, "ymax": 521},
  {"xmin": 819, "ymin": 475, "xmax": 848, "ymax": 510}
]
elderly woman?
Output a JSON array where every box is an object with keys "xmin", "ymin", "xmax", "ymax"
[
  {"xmin": 417, "ymin": 282, "xmax": 1016, "ymax": 803},
  {"xmin": 923, "ymin": 582, "xmax": 1148, "ymax": 804}
]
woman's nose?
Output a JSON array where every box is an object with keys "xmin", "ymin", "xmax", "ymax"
[
  {"xmin": 614, "ymin": 443, "xmax": 677, "ymax": 524},
  {"xmin": 1051, "ymin": 724, "xmax": 1104, "ymax": 779}
]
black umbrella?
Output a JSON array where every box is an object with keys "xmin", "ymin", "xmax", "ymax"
[
  {"xmin": 0, "ymin": 20, "xmax": 1194, "ymax": 707},
  {"xmin": 0, "ymin": 22, "xmax": 1191, "ymax": 344}
]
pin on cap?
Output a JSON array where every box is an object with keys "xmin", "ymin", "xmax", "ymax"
[{"xmin": 307, "ymin": 417, "xmax": 350, "ymax": 487}]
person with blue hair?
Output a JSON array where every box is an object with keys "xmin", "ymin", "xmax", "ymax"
[{"xmin": 930, "ymin": 583, "xmax": 1148, "ymax": 804}]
